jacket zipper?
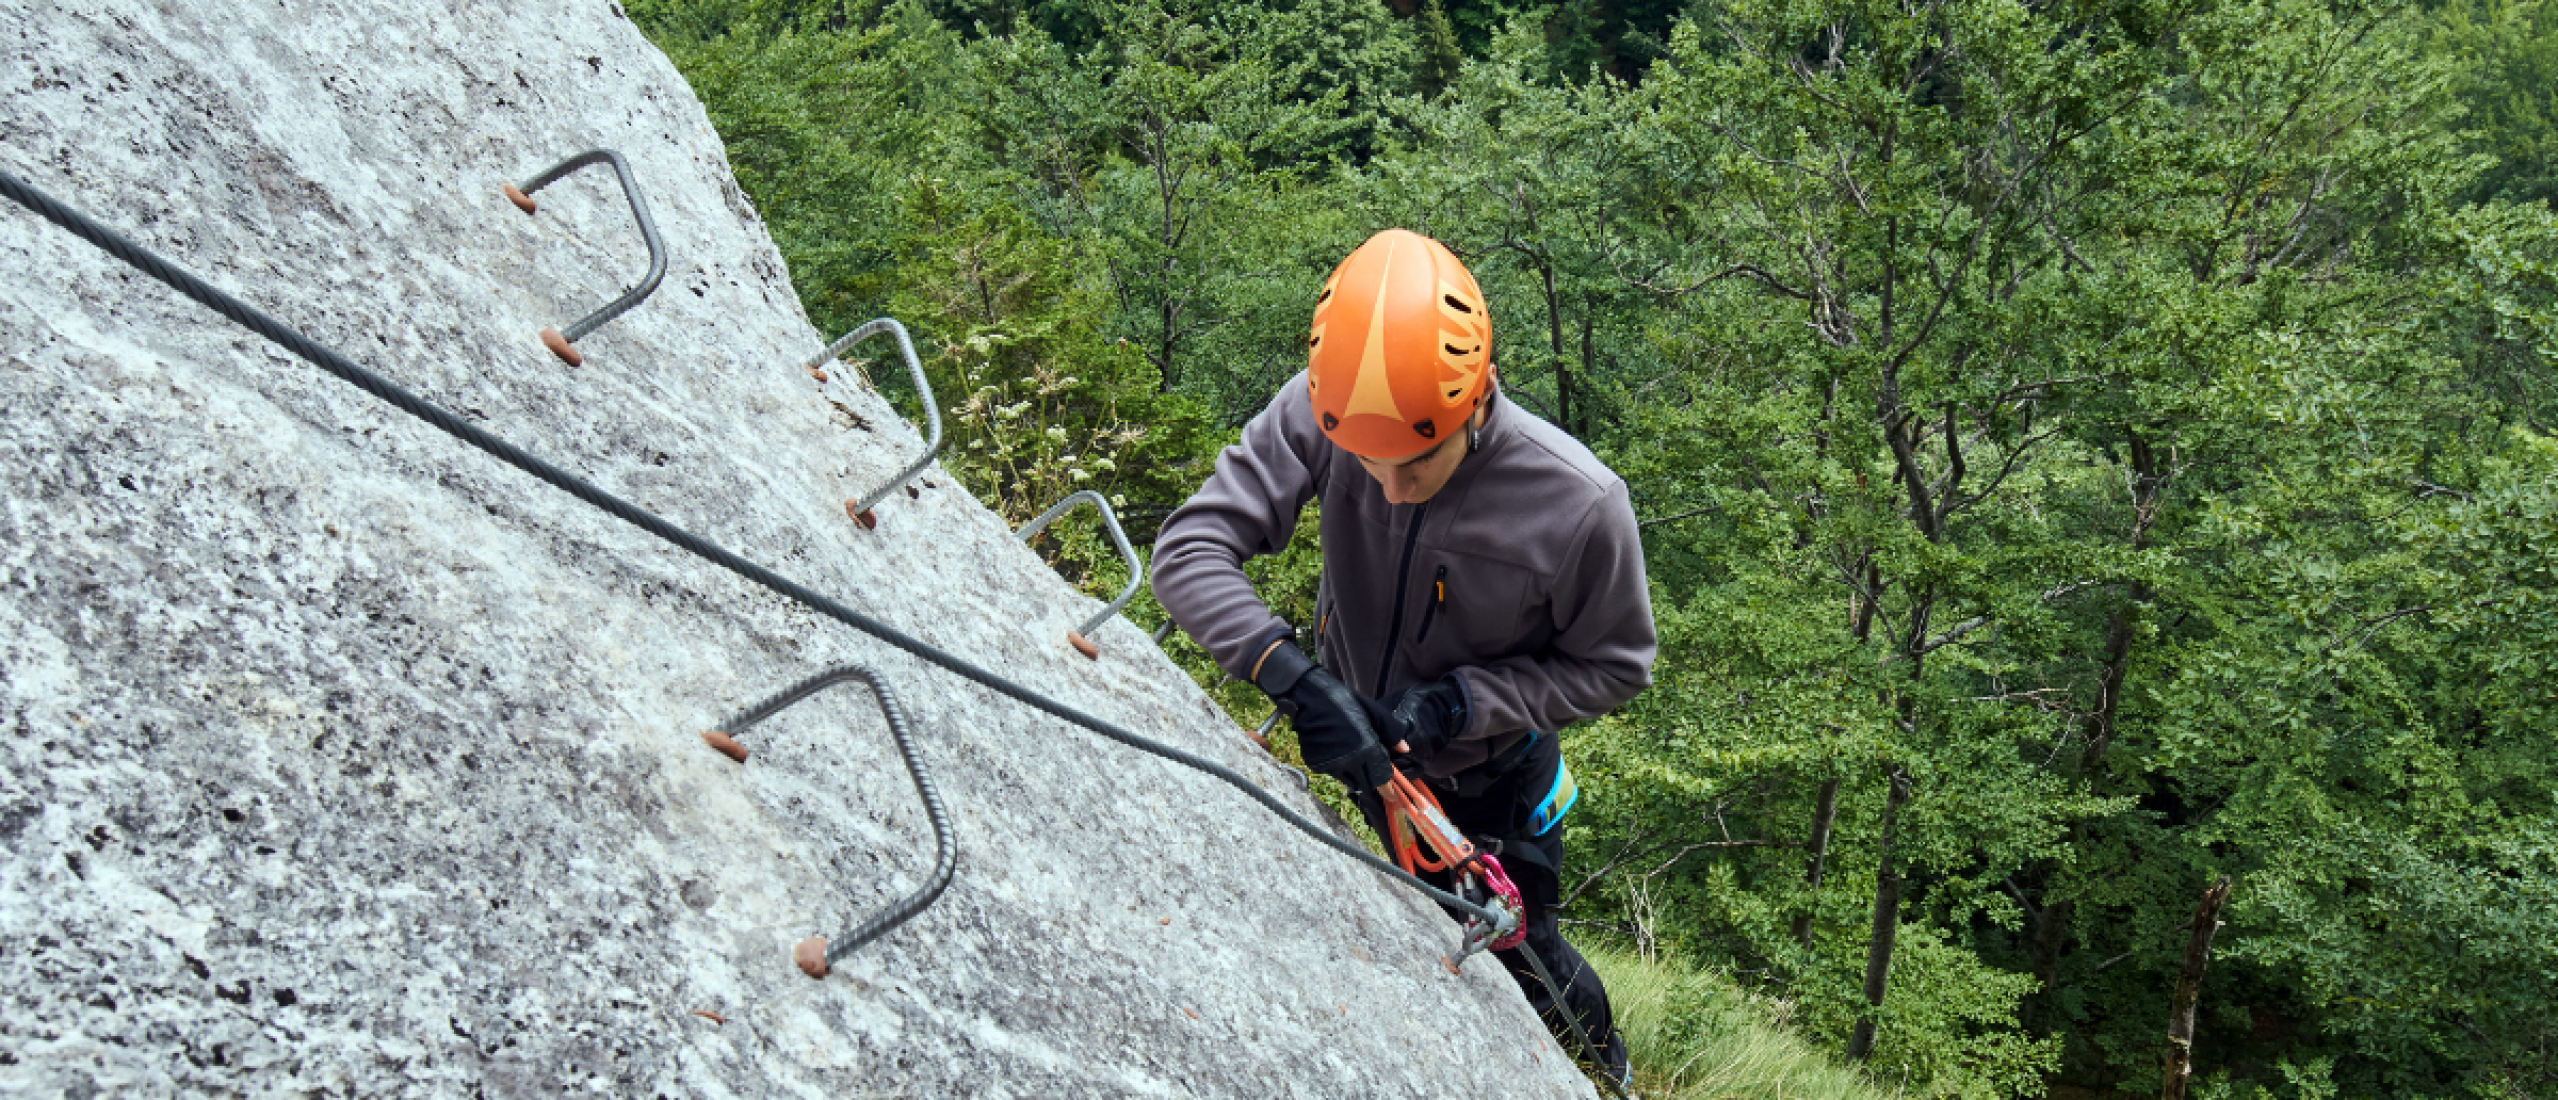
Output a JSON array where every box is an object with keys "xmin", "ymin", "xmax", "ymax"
[
  {"xmin": 1372, "ymin": 503, "xmax": 1428, "ymax": 698},
  {"xmin": 1316, "ymin": 593, "xmax": 1334, "ymax": 665},
  {"xmin": 1414, "ymin": 565, "xmax": 1448, "ymax": 644}
]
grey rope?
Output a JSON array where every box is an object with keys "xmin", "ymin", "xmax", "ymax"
[
  {"xmin": 0, "ymin": 165, "xmax": 1512, "ymax": 943},
  {"xmin": 1515, "ymin": 932, "xmax": 1626, "ymax": 1097},
  {"xmin": 714, "ymin": 663, "xmax": 953, "ymax": 964}
]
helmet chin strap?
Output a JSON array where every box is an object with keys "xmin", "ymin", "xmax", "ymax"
[{"xmin": 1463, "ymin": 383, "xmax": 1493, "ymax": 458}]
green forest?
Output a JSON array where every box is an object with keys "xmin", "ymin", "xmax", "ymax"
[{"xmin": 626, "ymin": 0, "xmax": 2558, "ymax": 1095}]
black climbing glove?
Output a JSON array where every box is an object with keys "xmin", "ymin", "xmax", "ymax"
[
  {"xmin": 1384, "ymin": 676, "xmax": 1468, "ymax": 766},
  {"xmin": 1253, "ymin": 639, "xmax": 1393, "ymax": 793}
]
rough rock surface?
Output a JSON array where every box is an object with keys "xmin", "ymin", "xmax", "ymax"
[{"xmin": 0, "ymin": 0, "xmax": 1594, "ymax": 1095}]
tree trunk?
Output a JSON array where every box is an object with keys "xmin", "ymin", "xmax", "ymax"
[
  {"xmin": 1574, "ymin": 300, "xmax": 1595, "ymax": 437},
  {"xmin": 1541, "ymin": 260, "xmax": 1569, "ymax": 436},
  {"xmin": 2031, "ymin": 432, "xmax": 2170, "ymax": 1028},
  {"xmin": 2025, "ymin": 892, "xmax": 2071, "ymax": 1031},
  {"xmin": 2162, "ymin": 877, "xmax": 2232, "ymax": 1100},
  {"xmin": 2088, "ymin": 431, "xmax": 2165, "ymax": 769},
  {"xmin": 1851, "ymin": 559, "xmax": 1880, "ymax": 642},
  {"xmin": 1791, "ymin": 776, "xmax": 1842, "ymax": 949},
  {"xmin": 1847, "ymin": 772, "xmax": 1912, "ymax": 1060}
]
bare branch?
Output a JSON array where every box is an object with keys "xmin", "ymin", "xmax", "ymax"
[
  {"xmin": 2040, "ymin": 579, "xmax": 2104, "ymax": 603},
  {"xmin": 1917, "ymin": 615, "xmax": 1991, "ymax": 656},
  {"xmin": 1943, "ymin": 425, "xmax": 2066, "ymax": 519},
  {"xmin": 1641, "ymin": 505, "xmax": 1722, "ymax": 528},
  {"xmin": 1632, "ymin": 262, "xmax": 1816, "ymax": 301}
]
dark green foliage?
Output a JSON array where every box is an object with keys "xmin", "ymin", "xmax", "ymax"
[
  {"xmin": 632, "ymin": 0, "xmax": 2558, "ymax": 1095},
  {"xmin": 1414, "ymin": 0, "xmax": 1466, "ymax": 98},
  {"xmin": 2433, "ymin": 0, "xmax": 2558, "ymax": 207},
  {"xmin": 889, "ymin": 182, "xmax": 1214, "ymax": 529}
]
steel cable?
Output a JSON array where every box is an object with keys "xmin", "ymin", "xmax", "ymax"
[
  {"xmin": 0, "ymin": 166, "xmax": 1514, "ymax": 941},
  {"xmin": 0, "ymin": 167, "xmax": 1642, "ymax": 1095}
]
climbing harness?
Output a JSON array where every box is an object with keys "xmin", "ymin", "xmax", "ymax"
[
  {"xmin": 1527, "ymin": 752, "xmax": 1579, "ymax": 837},
  {"xmin": 0, "ymin": 166, "xmax": 1650, "ymax": 1096},
  {"xmin": 1380, "ymin": 765, "xmax": 1628, "ymax": 1096},
  {"xmin": 501, "ymin": 148, "xmax": 665, "ymax": 367}
]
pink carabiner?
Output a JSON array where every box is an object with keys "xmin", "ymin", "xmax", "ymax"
[{"xmin": 1475, "ymin": 853, "xmax": 1528, "ymax": 952}]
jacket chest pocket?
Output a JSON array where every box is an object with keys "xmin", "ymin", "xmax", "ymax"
[
  {"xmin": 1414, "ymin": 565, "xmax": 1448, "ymax": 643},
  {"xmin": 1407, "ymin": 556, "xmax": 1541, "ymax": 675}
]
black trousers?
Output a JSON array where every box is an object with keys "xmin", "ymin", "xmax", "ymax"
[{"xmin": 1358, "ymin": 735, "xmax": 1629, "ymax": 1082}]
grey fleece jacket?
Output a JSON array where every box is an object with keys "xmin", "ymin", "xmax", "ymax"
[{"xmin": 1152, "ymin": 373, "xmax": 1656, "ymax": 779}]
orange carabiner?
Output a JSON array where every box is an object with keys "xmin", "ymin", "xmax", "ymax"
[{"xmin": 1380, "ymin": 769, "xmax": 1475, "ymax": 875}]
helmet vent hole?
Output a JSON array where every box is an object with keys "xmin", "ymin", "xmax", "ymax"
[
  {"xmin": 1445, "ymin": 343, "xmax": 1472, "ymax": 355},
  {"xmin": 1317, "ymin": 289, "xmax": 1333, "ymax": 304},
  {"xmin": 1309, "ymin": 336, "xmax": 1322, "ymax": 348},
  {"xmin": 1443, "ymin": 294, "xmax": 1473, "ymax": 314}
]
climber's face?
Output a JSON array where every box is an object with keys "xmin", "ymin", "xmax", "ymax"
[{"xmin": 1353, "ymin": 397, "xmax": 1485, "ymax": 505}]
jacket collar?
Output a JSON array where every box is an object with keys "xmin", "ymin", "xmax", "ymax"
[{"xmin": 1443, "ymin": 382, "xmax": 1510, "ymax": 488}]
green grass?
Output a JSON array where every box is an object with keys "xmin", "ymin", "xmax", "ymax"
[{"xmin": 1584, "ymin": 945, "xmax": 1899, "ymax": 1100}]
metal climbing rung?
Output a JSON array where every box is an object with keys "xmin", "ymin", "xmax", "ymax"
[
  {"xmin": 1245, "ymin": 710, "xmax": 1308, "ymax": 790},
  {"xmin": 810, "ymin": 319, "xmax": 942, "ymax": 530},
  {"xmin": 1014, "ymin": 489, "xmax": 1142, "ymax": 660},
  {"xmin": 696, "ymin": 663, "xmax": 955, "ymax": 979},
  {"xmin": 502, "ymin": 148, "xmax": 666, "ymax": 367}
]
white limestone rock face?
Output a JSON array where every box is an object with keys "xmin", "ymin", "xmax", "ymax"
[{"xmin": 0, "ymin": 0, "xmax": 1595, "ymax": 1095}]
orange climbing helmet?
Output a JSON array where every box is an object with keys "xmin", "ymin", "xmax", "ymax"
[{"xmin": 1306, "ymin": 229, "xmax": 1493, "ymax": 459}]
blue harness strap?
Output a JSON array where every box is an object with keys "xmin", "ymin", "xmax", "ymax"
[{"xmin": 1527, "ymin": 747, "xmax": 1578, "ymax": 836}]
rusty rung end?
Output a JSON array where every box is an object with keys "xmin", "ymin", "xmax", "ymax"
[
  {"xmin": 541, "ymin": 328, "xmax": 581, "ymax": 366},
  {"xmin": 794, "ymin": 937, "xmax": 830, "ymax": 979},
  {"xmin": 503, "ymin": 183, "xmax": 536, "ymax": 214},
  {"xmin": 701, "ymin": 730, "xmax": 748, "ymax": 764},
  {"xmin": 1068, "ymin": 631, "xmax": 1099, "ymax": 660}
]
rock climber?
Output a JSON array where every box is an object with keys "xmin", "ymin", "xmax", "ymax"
[{"xmin": 1152, "ymin": 227, "xmax": 1655, "ymax": 1086}]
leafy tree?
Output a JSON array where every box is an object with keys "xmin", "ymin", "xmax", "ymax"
[
  {"xmin": 953, "ymin": 0, "xmax": 1370, "ymax": 418},
  {"xmin": 1568, "ymin": 0, "xmax": 2557, "ymax": 1093},
  {"xmin": 2430, "ymin": 0, "xmax": 2558, "ymax": 207},
  {"xmin": 627, "ymin": 0, "xmax": 2558, "ymax": 1093},
  {"xmin": 1373, "ymin": 18, "xmax": 1690, "ymax": 439},
  {"xmin": 888, "ymin": 180, "xmax": 1214, "ymax": 529},
  {"xmin": 1413, "ymin": 0, "xmax": 1466, "ymax": 97}
]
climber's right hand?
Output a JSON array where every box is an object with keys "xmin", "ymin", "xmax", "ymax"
[{"xmin": 1252, "ymin": 638, "xmax": 1393, "ymax": 794}]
